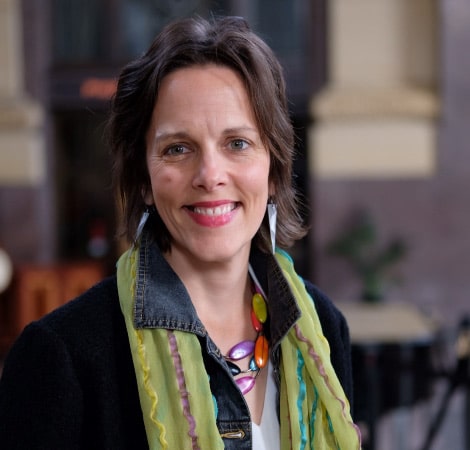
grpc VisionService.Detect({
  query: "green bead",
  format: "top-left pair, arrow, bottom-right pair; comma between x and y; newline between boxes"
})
252,293 -> 267,323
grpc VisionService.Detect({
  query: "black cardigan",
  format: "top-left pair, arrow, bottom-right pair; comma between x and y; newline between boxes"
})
0,276 -> 352,449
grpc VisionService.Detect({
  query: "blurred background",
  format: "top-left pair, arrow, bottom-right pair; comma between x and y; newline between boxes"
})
0,0 -> 469,449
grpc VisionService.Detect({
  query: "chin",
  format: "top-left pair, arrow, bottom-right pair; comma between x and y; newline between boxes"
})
190,241 -> 251,264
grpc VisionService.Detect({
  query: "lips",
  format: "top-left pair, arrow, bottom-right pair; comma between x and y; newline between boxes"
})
185,202 -> 238,227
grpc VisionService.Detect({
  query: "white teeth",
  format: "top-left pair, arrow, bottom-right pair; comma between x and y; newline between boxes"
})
193,204 -> 234,216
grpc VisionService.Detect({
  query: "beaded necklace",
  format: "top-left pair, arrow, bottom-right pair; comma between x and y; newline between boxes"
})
223,284 -> 269,395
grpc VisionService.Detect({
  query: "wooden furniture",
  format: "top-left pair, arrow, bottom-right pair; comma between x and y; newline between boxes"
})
0,262 -> 104,355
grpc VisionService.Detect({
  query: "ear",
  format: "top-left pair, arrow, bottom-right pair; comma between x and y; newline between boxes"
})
142,186 -> 154,206
268,181 -> 276,199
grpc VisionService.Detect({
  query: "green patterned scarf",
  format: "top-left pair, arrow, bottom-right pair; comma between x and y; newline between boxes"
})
117,245 -> 361,449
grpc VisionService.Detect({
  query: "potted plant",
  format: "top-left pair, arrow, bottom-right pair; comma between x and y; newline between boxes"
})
327,211 -> 407,302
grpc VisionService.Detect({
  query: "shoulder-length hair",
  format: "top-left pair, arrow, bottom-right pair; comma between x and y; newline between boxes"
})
107,15 -> 307,253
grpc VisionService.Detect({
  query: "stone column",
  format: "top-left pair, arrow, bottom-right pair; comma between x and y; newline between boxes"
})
310,0 -> 439,179
0,0 -> 44,185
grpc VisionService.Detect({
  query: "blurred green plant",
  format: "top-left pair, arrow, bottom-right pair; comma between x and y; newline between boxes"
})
327,211 -> 407,302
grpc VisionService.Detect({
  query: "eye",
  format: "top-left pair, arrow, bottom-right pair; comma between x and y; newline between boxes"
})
229,139 -> 249,151
164,144 -> 189,156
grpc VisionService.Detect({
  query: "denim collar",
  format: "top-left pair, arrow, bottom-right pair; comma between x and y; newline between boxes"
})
133,230 -> 301,350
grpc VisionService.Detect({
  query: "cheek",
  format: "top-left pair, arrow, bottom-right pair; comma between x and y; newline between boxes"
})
148,166 -> 185,202
148,161 -> 173,186
243,160 -> 270,195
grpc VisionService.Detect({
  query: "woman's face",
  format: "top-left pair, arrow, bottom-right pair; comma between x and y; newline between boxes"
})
145,64 -> 271,266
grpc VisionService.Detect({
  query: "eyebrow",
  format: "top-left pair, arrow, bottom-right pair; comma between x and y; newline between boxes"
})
153,127 -> 260,143
153,131 -> 190,142
223,126 -> 260,136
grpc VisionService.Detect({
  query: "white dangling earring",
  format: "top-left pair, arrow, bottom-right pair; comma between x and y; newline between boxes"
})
134,207 -> 150,244
267,198 -> 277,254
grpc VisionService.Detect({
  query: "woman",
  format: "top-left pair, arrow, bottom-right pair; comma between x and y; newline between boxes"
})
0,16 -> 361,449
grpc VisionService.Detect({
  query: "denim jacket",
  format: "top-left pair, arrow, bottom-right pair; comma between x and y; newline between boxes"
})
130,231 -> 352,449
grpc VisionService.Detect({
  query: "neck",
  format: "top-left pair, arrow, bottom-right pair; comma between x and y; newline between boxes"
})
164,249 -> 257,355
163,247 -> 252,313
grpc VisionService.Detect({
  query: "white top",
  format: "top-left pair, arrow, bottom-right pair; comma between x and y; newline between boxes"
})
252,362 -> 280,450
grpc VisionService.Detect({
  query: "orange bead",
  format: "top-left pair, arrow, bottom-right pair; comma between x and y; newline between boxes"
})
254,334 -> 269,368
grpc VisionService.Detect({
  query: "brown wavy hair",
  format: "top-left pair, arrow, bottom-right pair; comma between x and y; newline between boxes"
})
107,15 -> 307,253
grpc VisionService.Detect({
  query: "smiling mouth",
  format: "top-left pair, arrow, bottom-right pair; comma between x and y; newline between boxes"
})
187,203 -> 238,216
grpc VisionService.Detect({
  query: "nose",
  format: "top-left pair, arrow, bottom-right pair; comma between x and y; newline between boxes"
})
192,148 -> 227,191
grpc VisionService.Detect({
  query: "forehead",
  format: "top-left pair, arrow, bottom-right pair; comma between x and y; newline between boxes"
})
158,64 -> 247,102
151,64 -> 257,127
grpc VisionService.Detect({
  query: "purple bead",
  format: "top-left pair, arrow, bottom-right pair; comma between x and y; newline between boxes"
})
236,376 -> 256,395
227,340 -> 254,361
